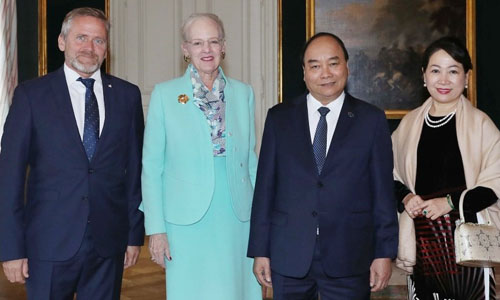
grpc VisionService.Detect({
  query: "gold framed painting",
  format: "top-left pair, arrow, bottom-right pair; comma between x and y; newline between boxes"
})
279,0 -> 476,119
38,0 -> 110,76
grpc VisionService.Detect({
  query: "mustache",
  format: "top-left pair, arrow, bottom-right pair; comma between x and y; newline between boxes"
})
76,51 -> 98,59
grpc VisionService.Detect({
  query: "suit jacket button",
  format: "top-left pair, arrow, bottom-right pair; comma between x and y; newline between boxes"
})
88,169 -> 94,174
82,196 -> 88,201
317,181 -> 323,187
312,211 -> 318,217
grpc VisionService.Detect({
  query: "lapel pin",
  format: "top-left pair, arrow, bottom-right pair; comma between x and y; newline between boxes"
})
178,94 -> 189,104
108,84 -> 112,88
348,112 -> 354,118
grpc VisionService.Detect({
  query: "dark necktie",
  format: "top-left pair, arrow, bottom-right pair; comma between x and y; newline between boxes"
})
78,77 -> 99,161
313,107 -> 330,174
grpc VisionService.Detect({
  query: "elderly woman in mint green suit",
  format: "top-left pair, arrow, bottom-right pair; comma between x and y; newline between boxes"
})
140,13 -> 261,300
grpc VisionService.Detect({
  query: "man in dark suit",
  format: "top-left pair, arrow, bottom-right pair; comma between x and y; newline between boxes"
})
0,7 -> 144,299
248,32 -> 398,299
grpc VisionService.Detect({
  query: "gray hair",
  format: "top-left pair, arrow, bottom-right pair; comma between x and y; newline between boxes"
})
181,13 -> 225,42
60,7 -> 110,39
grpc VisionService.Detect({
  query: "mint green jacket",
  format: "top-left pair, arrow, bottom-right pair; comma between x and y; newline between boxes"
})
140,68 -> 258,235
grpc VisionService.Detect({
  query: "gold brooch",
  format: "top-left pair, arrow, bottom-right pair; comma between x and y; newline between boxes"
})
178,94 -> 189,104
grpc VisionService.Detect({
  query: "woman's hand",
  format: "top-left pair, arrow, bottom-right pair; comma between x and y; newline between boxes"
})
415,197 -> 452,220
149,233 -> 172,268
403,193 -> 425,218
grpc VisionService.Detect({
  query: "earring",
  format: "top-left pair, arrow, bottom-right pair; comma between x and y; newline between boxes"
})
183,55 -> 190,63
465,84 -> 468,89
423,82 -> 427,87
221,52 -> 226,60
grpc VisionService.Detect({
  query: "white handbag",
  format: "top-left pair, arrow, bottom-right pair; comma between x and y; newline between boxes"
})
454,196 -> 500,267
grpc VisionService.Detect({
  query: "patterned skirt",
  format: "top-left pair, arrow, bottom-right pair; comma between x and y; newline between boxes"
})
408,212 -> 496,300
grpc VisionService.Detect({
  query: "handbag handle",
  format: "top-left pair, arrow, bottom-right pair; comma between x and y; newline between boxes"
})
459,195 -> 492,225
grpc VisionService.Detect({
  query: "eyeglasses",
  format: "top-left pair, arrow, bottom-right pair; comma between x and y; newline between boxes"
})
186,38 -> 224,49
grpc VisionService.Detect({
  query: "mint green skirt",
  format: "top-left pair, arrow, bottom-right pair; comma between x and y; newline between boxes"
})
164,157 -> 261,300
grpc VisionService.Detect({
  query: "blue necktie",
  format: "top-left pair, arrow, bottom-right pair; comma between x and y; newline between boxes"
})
313,107 -> 330,174
78,77 -> 99,161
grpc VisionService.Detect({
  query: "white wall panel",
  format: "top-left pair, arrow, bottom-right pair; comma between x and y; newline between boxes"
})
142,0 -> 176,92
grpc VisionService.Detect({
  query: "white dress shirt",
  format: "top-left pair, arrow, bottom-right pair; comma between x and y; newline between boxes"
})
63,64 -> 105,140
307,92 -> 345,154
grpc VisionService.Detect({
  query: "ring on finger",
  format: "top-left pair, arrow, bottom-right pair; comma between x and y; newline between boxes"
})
423,209 -> 428,215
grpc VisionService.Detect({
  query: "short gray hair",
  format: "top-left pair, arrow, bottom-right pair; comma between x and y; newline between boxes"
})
181,13 -> 225,42
60,7 -> 110,39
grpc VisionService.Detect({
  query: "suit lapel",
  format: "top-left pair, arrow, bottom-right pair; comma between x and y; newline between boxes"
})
224,78 -> 234,140
321,94 -> 356,175
92,74 -> 114,161
50,67 -> 88,157
294,95 -> 318,176
99,75 -> 113,142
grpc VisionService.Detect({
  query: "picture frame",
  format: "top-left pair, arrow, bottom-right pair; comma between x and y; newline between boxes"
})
38,0 -> 110,76
279,0 -> 476,119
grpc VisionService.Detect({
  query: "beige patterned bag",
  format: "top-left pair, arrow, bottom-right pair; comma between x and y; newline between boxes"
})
454,197 -> 500,267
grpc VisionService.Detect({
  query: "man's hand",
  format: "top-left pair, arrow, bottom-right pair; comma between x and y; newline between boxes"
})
2,258 -> 29,283
124,246 -> 141,269
253,257 -> 272,288
149,233 -> 171,269
369,258 -> 391,292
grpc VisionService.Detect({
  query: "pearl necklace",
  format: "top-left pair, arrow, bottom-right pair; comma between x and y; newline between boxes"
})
424,107 -> 456,128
